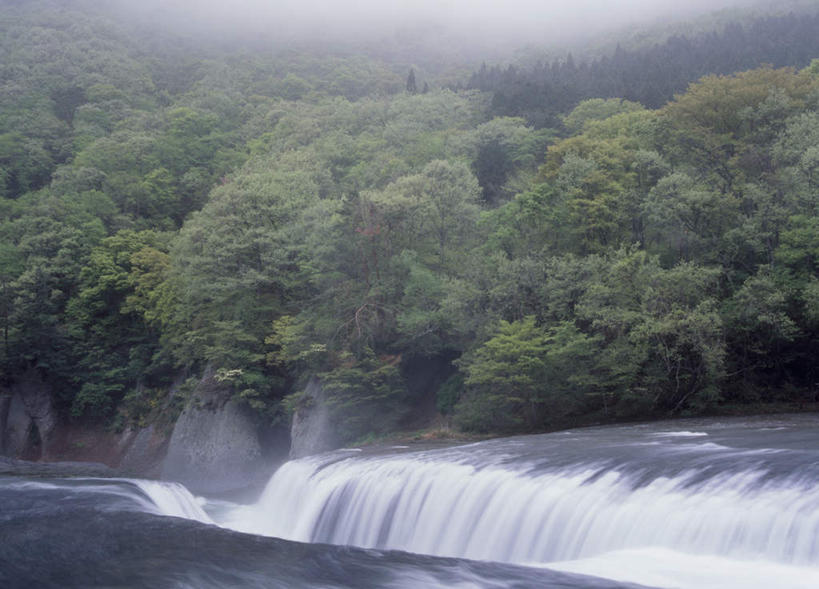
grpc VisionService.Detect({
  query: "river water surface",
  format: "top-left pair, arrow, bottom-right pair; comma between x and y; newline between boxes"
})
3,415 -> 819,587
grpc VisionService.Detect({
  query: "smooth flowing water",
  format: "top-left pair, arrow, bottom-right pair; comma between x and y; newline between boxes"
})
0,474 -> 638,588
216,415 -> 819,588
3,415 -> 819,588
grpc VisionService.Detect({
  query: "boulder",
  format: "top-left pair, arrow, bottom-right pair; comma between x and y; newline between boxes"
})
161,371 -> 274,494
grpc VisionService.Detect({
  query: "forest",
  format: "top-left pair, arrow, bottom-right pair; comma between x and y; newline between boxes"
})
470,11 -> 819,126
2,0 -> 819,443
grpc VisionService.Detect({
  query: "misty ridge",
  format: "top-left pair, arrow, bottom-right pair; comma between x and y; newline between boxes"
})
110,0 -> 766,53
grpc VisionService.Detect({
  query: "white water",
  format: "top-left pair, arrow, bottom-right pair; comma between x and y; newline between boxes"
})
223,455 -> 819,565
215,418 -> 819,589
129,479 -> 213,523
547,548 -> 819,589
8,478 -> 213,524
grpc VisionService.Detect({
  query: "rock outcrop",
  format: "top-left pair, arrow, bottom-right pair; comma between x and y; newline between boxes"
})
289,378 -> 341,459
0,368 -> 58,460
116,425 -> 168,477
161,370 -> 286,494
0,368 -> 289,489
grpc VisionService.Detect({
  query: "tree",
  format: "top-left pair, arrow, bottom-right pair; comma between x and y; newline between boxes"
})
456,316 -> 550,432
456,316 -> 601,432
312,349 -> 409,443
65,230 -> 173,417
722,268 -> 799,398
563,98 -> 644,134
406,68 -> 417,94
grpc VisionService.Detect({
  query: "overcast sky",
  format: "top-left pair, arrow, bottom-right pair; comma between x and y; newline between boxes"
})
122,0 -> 763,48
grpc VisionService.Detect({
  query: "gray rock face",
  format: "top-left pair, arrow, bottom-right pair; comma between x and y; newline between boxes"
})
16,368 -> 58,441
1,368 -> 290,484
0,369 -> 57,459
3,393 -> 31,457
118,425 -> 166,477
161,373 -> 268,494
289,378 -> 341,459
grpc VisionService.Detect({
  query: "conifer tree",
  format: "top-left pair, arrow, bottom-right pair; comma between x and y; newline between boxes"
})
406,68 -> 417,94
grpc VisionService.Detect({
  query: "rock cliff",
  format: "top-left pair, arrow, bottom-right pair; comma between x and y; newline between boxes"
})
161,370 -> 288,494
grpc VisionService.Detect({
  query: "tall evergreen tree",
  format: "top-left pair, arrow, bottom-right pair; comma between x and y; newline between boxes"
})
406,68 -> 417,94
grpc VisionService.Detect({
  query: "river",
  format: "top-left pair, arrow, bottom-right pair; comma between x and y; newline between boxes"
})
3,415 -> 819,588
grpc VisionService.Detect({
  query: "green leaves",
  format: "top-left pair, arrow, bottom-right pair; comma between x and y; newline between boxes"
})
314,350 -> 409,443
3,4 -> 819,436
60,230 -> 174,417
454,248 -> 728,431
456,317 -> 601,432
563,99 -> 645,135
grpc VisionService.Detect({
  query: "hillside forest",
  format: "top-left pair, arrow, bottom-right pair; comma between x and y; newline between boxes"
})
3,0 -> 819,442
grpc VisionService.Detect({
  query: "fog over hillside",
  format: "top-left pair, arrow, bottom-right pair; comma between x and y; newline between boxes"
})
115,0 -> 764,48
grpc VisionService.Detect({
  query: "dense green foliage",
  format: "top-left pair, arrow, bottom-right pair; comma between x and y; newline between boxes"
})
470,11 -> 819,127
3,0 -> 819,440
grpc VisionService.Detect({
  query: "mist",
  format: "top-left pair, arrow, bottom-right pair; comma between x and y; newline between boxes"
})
119,0 -> 766,52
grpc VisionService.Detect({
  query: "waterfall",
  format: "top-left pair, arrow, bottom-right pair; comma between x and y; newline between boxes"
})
7,417 -> 819,589
226,452 -> 819,565
220,418 -> 819,583
4,478 -> 213,524
129,479 -> 213,523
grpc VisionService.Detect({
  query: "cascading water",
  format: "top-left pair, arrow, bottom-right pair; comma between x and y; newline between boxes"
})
226,455 -> 819,564
0,472 -> 630,588
218,416 -> 819,588
128,478 -> 214,522
5,416 -> 819,588
1,477 -> 213,522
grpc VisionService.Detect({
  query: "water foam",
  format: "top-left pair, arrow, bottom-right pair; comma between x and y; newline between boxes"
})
130,479 -> 213,523
222,455 -> 819,568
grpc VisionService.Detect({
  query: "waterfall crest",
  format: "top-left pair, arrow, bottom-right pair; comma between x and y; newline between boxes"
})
222,418 -> 819,572
129,479 -> 213,523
